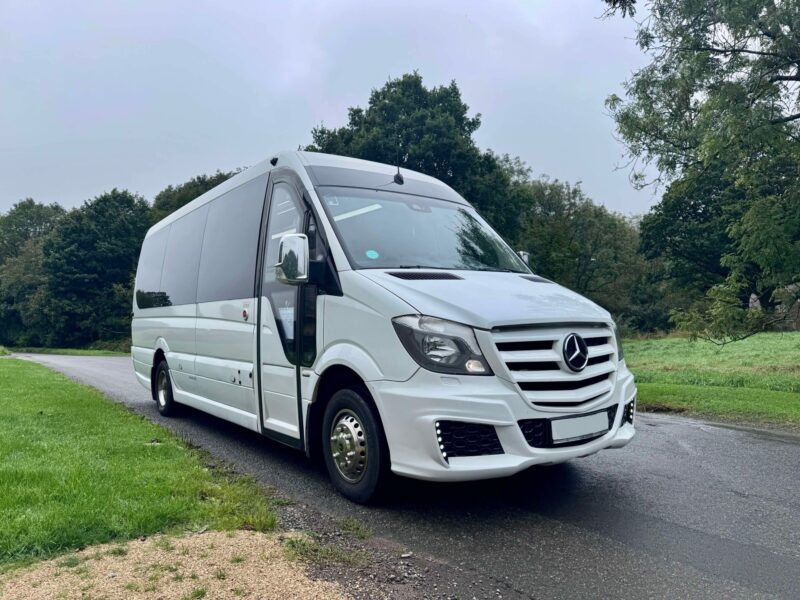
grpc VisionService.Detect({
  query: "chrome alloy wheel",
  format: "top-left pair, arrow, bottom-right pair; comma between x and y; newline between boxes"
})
329,409 -> 368,483
157,369 -> 168,407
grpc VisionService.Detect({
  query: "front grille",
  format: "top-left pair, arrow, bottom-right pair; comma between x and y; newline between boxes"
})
519,372 -> 611,392
491,324 -> 618,408
436,420 -> 504,461
519,405 -> 618,448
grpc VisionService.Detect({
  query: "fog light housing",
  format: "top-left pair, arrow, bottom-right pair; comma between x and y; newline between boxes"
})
623,397 -> 636,425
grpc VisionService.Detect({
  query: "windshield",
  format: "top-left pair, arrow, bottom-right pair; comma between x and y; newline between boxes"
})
317,187 -> 529,273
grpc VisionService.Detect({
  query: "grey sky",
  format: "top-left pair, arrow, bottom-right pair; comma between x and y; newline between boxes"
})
0,0 -> 655,215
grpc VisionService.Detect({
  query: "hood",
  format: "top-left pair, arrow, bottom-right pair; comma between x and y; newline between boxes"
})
357,270 -> 611,330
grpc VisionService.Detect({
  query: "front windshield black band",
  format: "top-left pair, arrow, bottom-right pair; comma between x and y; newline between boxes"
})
305,164 -> 467,205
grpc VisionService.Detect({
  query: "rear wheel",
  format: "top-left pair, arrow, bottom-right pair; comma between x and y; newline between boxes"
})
154,360 -> 178,417
322,387 -> 389,504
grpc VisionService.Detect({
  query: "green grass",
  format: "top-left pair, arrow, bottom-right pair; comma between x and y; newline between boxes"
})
282,535 -> 365,565
625,332 -> 800,426
8,347 -> 127,356
0,359 -> 276,568
337,517 -> 372,539
0,346 -> 9,356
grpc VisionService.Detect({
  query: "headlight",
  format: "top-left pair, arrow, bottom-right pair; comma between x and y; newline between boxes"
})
392,315 -> 492,375
612,323 -> 624,361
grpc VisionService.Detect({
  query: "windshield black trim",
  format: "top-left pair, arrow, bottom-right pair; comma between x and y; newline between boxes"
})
305,165 -> 468,205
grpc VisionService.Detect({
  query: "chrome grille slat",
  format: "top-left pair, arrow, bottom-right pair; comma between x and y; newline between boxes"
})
499,350 -> 560,363
490,323 -> 618,409
511,361 -> 615,384
523,380 -> 614,404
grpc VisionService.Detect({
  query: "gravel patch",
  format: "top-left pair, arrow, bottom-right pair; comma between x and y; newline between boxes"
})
0,531 -> 348,600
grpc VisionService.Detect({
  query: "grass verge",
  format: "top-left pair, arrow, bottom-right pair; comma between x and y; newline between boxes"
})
625,332 -> 800,426
8,347 -> 127,356
0,359 -> 276,569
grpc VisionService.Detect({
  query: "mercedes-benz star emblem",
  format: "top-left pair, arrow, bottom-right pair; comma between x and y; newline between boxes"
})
563,333 -> 589,372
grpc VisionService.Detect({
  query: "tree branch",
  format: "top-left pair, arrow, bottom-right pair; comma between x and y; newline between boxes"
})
769,74 -> 800,83
676,45 -> 789,60
770,112 -> 800,124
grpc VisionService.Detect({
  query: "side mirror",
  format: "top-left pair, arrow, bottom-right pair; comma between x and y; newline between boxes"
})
275,233 -> 309,285
517,250 -> 530,265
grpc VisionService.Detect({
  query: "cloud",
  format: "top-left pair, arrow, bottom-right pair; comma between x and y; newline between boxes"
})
0,0 -> 657,214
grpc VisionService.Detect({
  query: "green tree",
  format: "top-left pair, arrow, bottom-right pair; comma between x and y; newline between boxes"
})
0,199 -> 65,265
639,164 -> 745,294
603,0 -> 637,15
513,178 -> 655,323
151,170 -> 239,222
39,189 -> 151,346
606,0 -> 800,341
0,238 -> 49,345
306,72 -> 525,240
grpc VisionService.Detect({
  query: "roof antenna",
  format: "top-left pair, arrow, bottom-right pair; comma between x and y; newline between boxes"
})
393,138 -> 404,185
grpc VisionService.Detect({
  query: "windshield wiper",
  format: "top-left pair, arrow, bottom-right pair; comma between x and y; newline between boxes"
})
470,266 -> 522,273
395,265 -> 452,270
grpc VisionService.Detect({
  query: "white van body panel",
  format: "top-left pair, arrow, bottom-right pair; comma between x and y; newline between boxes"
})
357,270 -> 610,329
373,366 -> 636,481
132,150 -> 636,485
195,298 -> 257,415
319,271 -> 419,382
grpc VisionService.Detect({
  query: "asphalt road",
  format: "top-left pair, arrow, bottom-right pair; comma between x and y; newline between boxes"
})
19,354 -> 800,599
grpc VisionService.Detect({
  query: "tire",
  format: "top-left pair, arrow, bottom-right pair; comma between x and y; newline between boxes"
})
322,386 -> 389,504
154,360 -> 178,417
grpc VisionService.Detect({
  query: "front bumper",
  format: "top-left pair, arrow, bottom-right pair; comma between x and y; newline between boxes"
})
369,365 -> 636,481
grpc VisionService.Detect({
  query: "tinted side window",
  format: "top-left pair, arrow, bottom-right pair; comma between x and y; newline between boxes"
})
135,226 -> 170,309
197,176 -> 267,303
160,205 -> 208,306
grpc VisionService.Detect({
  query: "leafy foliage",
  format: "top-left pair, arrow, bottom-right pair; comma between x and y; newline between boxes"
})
603,0 -> 637,16
0,170 -> 245,347
306,72 -> 525,240
151,170 -> 239,222
38,190 -> 151,346
607,0 -> 800,341
0,199 -> 64,265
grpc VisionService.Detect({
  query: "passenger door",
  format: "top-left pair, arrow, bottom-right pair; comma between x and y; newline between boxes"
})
258,178 -> 315,443
192,175 -> 268,431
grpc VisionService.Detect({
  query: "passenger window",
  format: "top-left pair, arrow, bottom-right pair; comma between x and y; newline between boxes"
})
196,176 -> 268,303
160,205 -> 208,305
263,182 -> 304,362
135,226 -> 170,309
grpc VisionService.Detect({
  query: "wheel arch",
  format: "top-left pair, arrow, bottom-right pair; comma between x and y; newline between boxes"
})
149,338 -> 170,401
306,363 -> 384,462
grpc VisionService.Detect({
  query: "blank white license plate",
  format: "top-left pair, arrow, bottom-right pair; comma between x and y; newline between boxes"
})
551,411 -> 609,443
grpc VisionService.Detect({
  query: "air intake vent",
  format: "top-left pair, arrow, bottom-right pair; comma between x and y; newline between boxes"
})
387,272 -> 463,280
520,275 -> 553,283
436,420 -> 504,460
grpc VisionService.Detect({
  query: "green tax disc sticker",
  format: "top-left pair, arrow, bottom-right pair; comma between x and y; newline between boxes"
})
365,250 -> 379,260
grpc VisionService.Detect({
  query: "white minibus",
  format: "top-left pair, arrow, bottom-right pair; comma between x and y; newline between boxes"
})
132,151 -> 636,503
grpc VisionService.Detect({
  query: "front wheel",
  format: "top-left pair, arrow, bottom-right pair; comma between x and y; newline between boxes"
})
322,387 -> 389,504
154,360 -> 178,417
